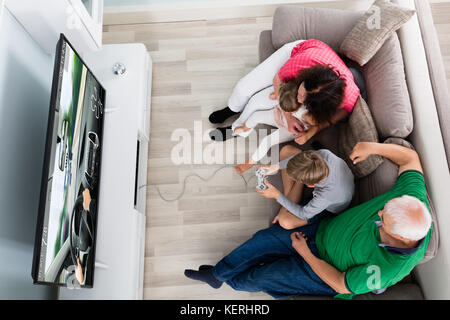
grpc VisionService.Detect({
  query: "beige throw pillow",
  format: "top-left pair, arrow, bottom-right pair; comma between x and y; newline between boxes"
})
339,95 -> 383,177
340,0 -> 415,66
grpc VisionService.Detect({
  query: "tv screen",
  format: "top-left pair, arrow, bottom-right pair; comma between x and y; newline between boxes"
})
32,34 -> 105,288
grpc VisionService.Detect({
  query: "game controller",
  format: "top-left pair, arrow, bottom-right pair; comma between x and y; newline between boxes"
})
256,168 -> 268,190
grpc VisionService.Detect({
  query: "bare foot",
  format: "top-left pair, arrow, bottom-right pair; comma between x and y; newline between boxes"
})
232,124 -> 251,136
234,162 -> 254,174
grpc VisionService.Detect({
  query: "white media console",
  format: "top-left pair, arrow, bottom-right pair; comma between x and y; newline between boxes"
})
59,43 -> 152,299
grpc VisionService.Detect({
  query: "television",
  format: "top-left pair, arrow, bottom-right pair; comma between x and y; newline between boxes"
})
32,34 -> 105,288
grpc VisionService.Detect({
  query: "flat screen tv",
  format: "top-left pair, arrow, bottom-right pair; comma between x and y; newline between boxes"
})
32,34 -> 105,288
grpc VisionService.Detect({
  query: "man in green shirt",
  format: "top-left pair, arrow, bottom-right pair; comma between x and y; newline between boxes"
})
184,142 -> 433,299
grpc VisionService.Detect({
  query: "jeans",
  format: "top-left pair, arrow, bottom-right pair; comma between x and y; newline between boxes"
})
307,209 -> 332,225
212,221 -> 337,298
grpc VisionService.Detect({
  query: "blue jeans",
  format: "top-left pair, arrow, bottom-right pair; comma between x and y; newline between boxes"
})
212,221 -> 337,298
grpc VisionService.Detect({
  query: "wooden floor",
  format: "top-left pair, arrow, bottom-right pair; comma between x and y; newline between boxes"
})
102,1 -> 450,300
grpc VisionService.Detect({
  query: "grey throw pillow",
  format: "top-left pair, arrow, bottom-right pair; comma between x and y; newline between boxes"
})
340,0 -> 415,66
363,33 -> 413,140
339,95 -> 383,177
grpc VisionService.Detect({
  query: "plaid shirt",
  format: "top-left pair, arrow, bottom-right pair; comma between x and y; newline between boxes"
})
278,39 -> 360,113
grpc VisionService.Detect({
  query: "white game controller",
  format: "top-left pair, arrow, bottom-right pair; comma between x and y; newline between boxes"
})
256,168 -> 268,190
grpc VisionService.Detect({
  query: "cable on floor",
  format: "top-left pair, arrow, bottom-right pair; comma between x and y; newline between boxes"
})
139,165 -> 257,202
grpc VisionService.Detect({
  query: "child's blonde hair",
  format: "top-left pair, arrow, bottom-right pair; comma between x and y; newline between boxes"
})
286,151 -> 328,185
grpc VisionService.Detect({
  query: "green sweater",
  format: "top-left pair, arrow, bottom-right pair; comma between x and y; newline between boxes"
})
315,171 -> 432,299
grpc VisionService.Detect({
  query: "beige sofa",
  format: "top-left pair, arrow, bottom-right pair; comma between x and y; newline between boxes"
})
260,0 -> 450,300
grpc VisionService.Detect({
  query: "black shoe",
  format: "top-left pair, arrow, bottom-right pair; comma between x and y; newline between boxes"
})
209,126 -> 234,141
199,265 -> 214,271
208,106 -> 239,124
184,268 -> 223,289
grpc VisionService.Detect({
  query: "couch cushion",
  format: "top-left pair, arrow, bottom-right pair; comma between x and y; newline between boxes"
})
363,33 -> 413,139
340,0 -> 415,66
352,156 -> 398,206
338,96 -> 384,178
354,137 -> 415,206
282,283 -> 423,300
271,6 -> 362,51
348,66 -> 367,101
353,283 -> 424,300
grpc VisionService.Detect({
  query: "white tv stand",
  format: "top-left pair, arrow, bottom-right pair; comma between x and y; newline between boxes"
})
59,43 -> 152,299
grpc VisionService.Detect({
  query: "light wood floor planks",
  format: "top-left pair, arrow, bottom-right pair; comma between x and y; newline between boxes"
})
102,1 -> 450,300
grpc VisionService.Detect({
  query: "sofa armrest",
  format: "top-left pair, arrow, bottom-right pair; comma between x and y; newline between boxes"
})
259,30 -> 276,63
413,0 -> 450,170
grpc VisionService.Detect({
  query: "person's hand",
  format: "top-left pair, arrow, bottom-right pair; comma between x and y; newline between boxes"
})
287,117 -> 305,135
272,213 -> 280,225
234,162 -> 254,174
257,164 -> 280,176
255,181 -> 281,199
269,92 -> 278,100
349,142 -> 376,164
82,189 -> 91,211
294,128 -> 315,145
290,232 -> 310,256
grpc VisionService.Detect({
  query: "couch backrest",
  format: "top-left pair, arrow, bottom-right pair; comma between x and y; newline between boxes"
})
272,6 -> 362,51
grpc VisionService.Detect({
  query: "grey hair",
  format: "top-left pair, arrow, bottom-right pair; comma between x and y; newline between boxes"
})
383,195 -> 431,241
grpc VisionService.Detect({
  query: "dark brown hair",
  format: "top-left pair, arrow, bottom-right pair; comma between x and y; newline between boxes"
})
279,64 -> 347,125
